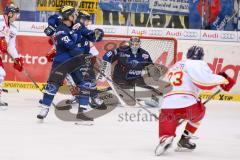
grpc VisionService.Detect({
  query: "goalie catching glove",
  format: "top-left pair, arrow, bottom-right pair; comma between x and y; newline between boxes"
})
143,63 -> 168,81
218,72 -> 235,91
94,28 -> 104,42
14,57 -> 24,72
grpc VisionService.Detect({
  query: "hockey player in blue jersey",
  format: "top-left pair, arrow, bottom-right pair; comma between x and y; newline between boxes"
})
102,36 -> 153,85
37,6 -> 104,120
100,36 -> 170,106
43,10 -> 105,114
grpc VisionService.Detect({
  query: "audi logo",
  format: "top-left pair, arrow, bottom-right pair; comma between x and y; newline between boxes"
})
183,31 -> 199,38
220,33 -> 236,40
103,27 -> 117,34
148,30 -> 163,36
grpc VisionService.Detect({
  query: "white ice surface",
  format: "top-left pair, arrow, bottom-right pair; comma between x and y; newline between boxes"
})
0,89 -> 240,160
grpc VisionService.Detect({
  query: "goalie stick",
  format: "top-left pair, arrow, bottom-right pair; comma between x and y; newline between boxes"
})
93,65 -> 159,120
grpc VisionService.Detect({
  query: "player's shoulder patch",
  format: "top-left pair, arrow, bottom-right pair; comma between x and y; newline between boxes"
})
142,53 -> 149,59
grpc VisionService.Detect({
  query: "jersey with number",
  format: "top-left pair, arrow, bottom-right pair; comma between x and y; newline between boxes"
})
103,46 -> 153,81
0,15 -> 19,59
161,60 -> 228,109
54,23 -> 84,63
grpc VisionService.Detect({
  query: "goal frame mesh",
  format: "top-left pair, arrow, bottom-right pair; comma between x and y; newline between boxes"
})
104,34 -> 178,65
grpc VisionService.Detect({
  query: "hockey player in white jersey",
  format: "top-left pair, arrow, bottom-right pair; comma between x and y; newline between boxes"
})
155,46 -> 235,156
0,4 -> 24,110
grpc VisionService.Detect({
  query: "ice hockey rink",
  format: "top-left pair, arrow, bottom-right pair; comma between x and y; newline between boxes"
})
0,89 -> 239,160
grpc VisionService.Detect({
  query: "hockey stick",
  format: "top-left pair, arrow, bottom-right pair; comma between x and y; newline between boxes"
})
6,53 -> 44,92
93,66 -> 159,120
5,52 -> 59,108
0,30 -> 44,92
203,89 -> 221,105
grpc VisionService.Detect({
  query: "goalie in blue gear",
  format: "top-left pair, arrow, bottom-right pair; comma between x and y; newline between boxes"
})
37,6 -> 105,120
100,36 -> 170,107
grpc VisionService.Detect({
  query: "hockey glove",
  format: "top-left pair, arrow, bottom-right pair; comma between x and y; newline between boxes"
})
44,25 -> 56,37
14,57 -> 24,72
46,49 -> 56,62
218,72 -> 235,91
94,28 -> 104,42
0,37 -> 8,54
144,64 -> 168,81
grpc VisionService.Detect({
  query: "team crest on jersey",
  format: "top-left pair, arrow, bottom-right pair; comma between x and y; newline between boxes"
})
129,60 -> 139,68
142,54 -> 149,59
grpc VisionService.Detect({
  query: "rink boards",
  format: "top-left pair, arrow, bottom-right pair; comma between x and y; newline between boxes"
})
1,24 -> 240,102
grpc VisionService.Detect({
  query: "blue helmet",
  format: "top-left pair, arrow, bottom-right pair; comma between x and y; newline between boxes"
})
4,4 -> 20,15
186,46 -> 204,60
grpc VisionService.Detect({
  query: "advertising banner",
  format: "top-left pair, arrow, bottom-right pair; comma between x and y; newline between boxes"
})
99,0 -> 150,13
189,0 -> 235,30
2,26 -> 240,101
36,0 -> 98,13
3,35 -> 52,85
149,0 -> 189,15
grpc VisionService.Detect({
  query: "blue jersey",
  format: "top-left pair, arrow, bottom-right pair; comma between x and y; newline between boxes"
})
54,23 -> 84,64
103,46 -> 153,80
74,25 -> 99,54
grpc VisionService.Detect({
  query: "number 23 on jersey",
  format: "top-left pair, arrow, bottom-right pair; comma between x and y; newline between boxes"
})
168,71 -> 183,86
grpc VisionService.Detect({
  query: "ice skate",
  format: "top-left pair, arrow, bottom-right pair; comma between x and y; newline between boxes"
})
144,94 -> 159,108
37,105 -> 50,120
155,136 -> 174,156
89,97 -> 107,110
75,105 -> 94,126
175,131 -> 197,152
0,100 -> 8,111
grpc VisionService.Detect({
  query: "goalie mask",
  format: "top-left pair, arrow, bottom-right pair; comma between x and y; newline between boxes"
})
129,36 -> 141,55
186,46 -> 205,60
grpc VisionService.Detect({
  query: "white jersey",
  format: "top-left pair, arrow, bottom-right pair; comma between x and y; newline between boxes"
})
161,60 -> 228,109
0,15 -> 19,59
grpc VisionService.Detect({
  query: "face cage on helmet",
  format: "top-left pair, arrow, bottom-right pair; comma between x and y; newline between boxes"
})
130,42 -> 140,54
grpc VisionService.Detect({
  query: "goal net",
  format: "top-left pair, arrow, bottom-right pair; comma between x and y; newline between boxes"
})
96,35 -> 177,67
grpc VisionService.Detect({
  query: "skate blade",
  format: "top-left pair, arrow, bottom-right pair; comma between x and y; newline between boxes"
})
37,119 -> 45,123
155,143 -> 172,156
175,146 -> 194,152
0,107 -> 8,111
155,137 -> 173,156
74,121 -> 94,126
